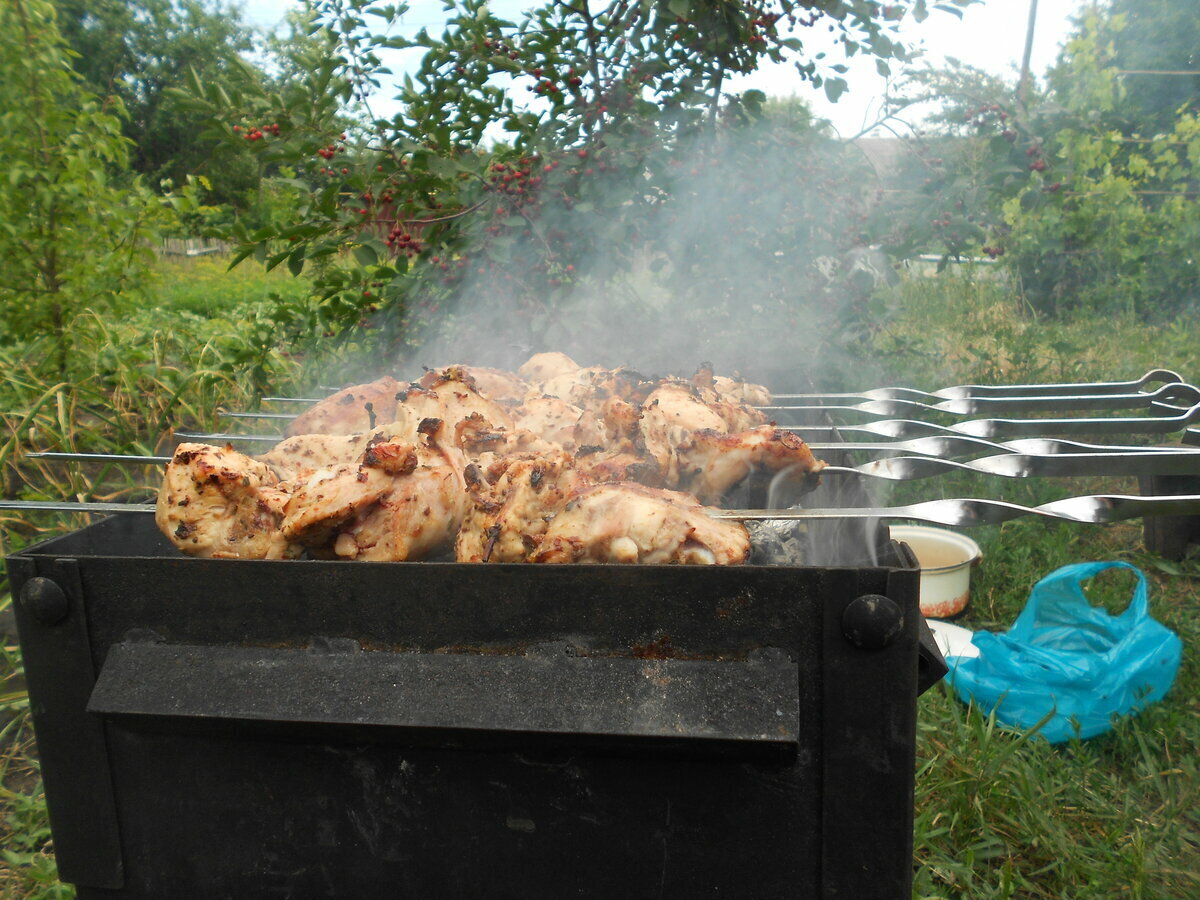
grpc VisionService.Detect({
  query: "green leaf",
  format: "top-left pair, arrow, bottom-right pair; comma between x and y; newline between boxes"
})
287,249 -> 306,276
823,78 -> 848,103
353,243 -> 379,266
223,240 -> 253,268
668,0 -> 690,19
1148,557 -> 1183,576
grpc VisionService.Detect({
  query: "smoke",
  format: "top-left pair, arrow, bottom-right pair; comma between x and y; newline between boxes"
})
380,104 -> 897,392
315,105 -> 912,566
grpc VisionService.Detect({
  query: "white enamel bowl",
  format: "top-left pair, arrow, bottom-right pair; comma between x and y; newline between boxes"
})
890,524 -> 982,619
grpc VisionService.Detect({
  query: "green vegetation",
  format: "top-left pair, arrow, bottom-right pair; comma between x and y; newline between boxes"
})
3,263 -> 1200,898
882,276 -> 1200,899
0,0 -> 165,374
1,256 -> 314,897
884,3 -> 1200,320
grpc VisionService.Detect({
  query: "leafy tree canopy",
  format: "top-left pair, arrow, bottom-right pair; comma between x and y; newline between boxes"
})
0,0 -> 166,372
178,0 -> 973,378
54,0 -> 265,202
1101,0 -> 1200,136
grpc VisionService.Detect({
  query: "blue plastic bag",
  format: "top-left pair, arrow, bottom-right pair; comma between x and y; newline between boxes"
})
950,561 -> 1182,743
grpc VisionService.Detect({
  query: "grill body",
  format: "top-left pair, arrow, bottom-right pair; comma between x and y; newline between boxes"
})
9,514 -> 937,899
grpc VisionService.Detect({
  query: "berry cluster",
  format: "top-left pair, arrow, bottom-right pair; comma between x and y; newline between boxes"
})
233,123 -> 279,141
481,157 -> 546,209
385,226 -> 420,256
315,134 -> 349,160
967,103 -> 1009,129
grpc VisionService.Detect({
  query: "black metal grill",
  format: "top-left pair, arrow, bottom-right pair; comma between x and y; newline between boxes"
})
8,513 -> 943,899
26,369 -> 1200,896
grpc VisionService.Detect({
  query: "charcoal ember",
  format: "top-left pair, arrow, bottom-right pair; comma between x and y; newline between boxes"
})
747,517 -> 809,566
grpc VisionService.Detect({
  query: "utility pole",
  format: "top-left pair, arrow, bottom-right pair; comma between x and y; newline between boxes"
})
1018,0 -> 1040,105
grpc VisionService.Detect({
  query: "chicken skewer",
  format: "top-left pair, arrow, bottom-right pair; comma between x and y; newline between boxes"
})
138,354 -> 1200,565
14,492 -> 1200,530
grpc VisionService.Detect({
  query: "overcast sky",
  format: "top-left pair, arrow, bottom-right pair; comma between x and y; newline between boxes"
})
242,0 -> 1084,135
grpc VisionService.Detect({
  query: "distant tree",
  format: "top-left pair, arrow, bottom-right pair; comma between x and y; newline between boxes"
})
0,0 -> 165,374
880,8 -> 1200,319
1102,0 -> 1200,136
54,0 -> 264,203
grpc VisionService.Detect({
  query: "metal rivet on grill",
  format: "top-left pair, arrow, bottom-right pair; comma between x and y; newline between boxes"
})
842,594 -> 904,650
19,577 -> 69,626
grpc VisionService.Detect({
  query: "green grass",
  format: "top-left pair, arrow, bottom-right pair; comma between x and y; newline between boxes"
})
0,254 -> 320,898
2,264 -> 1199,897
879,274 -> 1200,899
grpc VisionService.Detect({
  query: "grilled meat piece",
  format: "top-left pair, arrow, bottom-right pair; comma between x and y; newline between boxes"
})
453,413 -> 561,466
676,425 -> 826,504
512,395 -> 608,450
693,362 -> 772,407
573,447 -> 663,487
399,366 -> 516,435
590,366 -> 659,405
713,375 -> 771,407
639,382 -> 730,480
456,449 -> 586,562
284,376 -> 401,437
518,351 -> 582,385
531,483 -> 750,565
282,419 -> 469,561
156,443 -> 301,559
258,432 -> 375,481
418,365 -> 529,403
537,366 -> 607,406
279,461 -> 396,549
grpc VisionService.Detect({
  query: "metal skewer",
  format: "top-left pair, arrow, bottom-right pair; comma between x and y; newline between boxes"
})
770,369 -> 1183,401
26,452 -> 171,465
759,383 -> 1200,417
824,450 -> 1200,482
27,439 -> 1200,470
172,431 -> 284,445
778,402 -> 1200,440
218,411 -> 296,421
0,500 -> 156,514
810,436 -> 1196,457
180,403 -> 1200,449
11,494 -> 1200,529
951,402 -> 1200,438
716,494 -> 1200,527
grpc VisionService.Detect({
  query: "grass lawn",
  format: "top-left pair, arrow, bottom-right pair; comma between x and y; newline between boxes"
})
2,262 -> 1198,897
